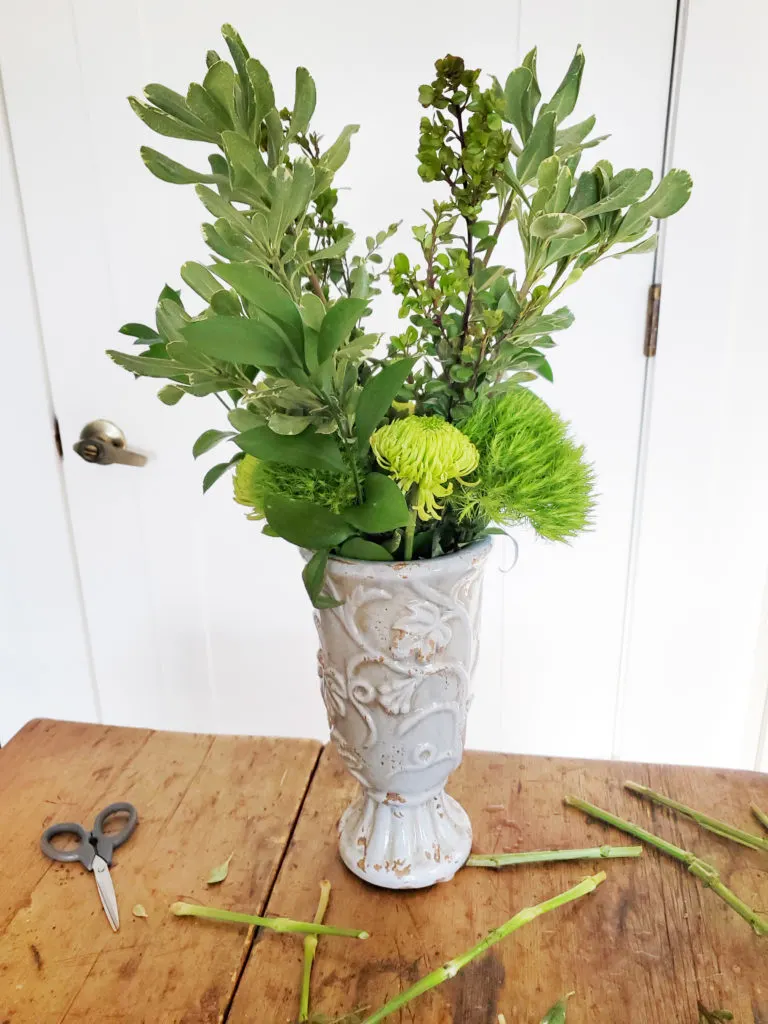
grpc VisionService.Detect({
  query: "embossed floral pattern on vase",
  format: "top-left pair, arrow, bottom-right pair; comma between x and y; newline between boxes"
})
307,537 -> 492,889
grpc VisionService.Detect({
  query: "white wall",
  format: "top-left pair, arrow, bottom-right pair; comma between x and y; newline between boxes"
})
2,0 -> 766,771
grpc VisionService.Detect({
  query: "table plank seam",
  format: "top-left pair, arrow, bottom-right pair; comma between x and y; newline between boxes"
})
220,743 -> 325,1022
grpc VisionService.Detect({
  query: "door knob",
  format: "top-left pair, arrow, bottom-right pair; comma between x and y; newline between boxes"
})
73,420 -> 147,467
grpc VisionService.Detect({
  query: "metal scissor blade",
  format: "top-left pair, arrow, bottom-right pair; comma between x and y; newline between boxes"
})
92,855 -> 120,931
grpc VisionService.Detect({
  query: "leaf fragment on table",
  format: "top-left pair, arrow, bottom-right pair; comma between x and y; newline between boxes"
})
206,852 -> 234,884
540,994 -> 573,1023
698,1002 -> 734,1023
132,904 -> 148,918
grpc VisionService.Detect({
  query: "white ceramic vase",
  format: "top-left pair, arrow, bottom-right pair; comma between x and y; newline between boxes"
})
310,536 -> 492,889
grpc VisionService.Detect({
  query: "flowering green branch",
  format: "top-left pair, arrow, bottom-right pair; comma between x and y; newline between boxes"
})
564,796 -> 768,936
625,780 -> 768,854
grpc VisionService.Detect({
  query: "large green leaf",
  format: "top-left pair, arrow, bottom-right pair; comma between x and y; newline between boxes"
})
107,350 -> 189,378
181,315 -> 290,369
285,158 -> 315,224
246,58 -> 275,123
221,24 -> 252,108
119,322 -> 159,341
302,229 -> 355,265
317,298 -> 368,364
203,60 -> 236,121
338,537 -> 393,561
576,168 -> 653,217
530,212 -> 586,240
180,262 -> 224,301
615,169 -> 692,242
195,185 -> 256,240
567,171 -> 599,214
228,408 -> 264,431
140,147 -> 218,186
235,425 -> 345,472
516,111 -> 556,184
320,124 -> 359,174
502,67 -> 533,136
521,48 -> 542,134
143,84 -> 206,128
209,263 -> 304,355
555,115 -> 596,150
301,548 -> 342,608
192,428 -> 235,458
541,45 -> 584,123
342,473 -> 409,533
128,97 -> 215,142
186,82 -> 232,131
610,234 -> 658,258
221,131 -> 269,191
202,461 -> 232,493
514,307 -> 575,336
355,357 -> 416,450
264,494 -> 354,549
641,168 -> 693,218
290,66 -> 316,137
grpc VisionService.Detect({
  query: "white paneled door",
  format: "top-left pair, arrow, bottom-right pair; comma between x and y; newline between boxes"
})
1,1 -> 680,752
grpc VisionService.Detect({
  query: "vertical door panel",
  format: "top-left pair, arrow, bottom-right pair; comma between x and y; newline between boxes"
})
618,0 -> 768,769
496,1 -> 677,758
0,73 -> 95,740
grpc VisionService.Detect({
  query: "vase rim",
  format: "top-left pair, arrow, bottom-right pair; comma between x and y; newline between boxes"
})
301,534 -> 493,574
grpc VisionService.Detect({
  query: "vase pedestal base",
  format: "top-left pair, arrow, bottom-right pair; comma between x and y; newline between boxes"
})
338,787 -> 472,889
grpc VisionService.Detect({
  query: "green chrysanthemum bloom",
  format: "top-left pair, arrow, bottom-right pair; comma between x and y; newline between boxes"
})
370,415 -> 479,520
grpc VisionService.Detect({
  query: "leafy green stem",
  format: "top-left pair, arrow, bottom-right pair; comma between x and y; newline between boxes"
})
467,845 -> 642,868
359,873 -> 606,1024
403,490 -> 419,561
625,780 -> 768,854
564,796 -> 768,936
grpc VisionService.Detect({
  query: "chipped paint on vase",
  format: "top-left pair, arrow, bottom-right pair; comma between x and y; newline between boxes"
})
309,537 -> 492,889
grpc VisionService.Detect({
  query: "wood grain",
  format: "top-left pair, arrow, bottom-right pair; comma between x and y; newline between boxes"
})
0,719 -> 321,1023
229,748 -> 768,1024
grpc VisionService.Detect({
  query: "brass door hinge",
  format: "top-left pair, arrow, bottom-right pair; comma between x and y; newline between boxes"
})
644,283 -> 661,358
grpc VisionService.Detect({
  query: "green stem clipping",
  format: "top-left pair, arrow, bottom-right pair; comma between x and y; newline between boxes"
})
169,901 -> 368,939
359,873 -> 606,1024
298,879 -> 332,1022
466,845 -> 642,868
564,796 -> 768,937
625,780 -> 768,854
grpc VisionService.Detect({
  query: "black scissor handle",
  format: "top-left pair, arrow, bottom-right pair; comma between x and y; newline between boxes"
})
40,822 -> 95,869
92,802 -> 138,864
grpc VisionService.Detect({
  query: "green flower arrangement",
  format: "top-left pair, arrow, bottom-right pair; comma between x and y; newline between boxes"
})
108,25 -> 691,605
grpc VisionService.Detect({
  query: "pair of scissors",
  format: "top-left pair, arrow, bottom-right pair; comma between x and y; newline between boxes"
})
40,802 -> 139,931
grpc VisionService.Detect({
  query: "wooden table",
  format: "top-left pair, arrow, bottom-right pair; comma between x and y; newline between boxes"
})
0,720 -> 765,1023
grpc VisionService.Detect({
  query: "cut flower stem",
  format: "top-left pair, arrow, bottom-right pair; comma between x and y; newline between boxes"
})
625,780 -> 768,854
358,872 -> 606,1024
751,803 -> 768,833
565,795 -> 768,936
298,879 -> 332,1022
169,901 -> 368,939
467,845 -> 642,868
